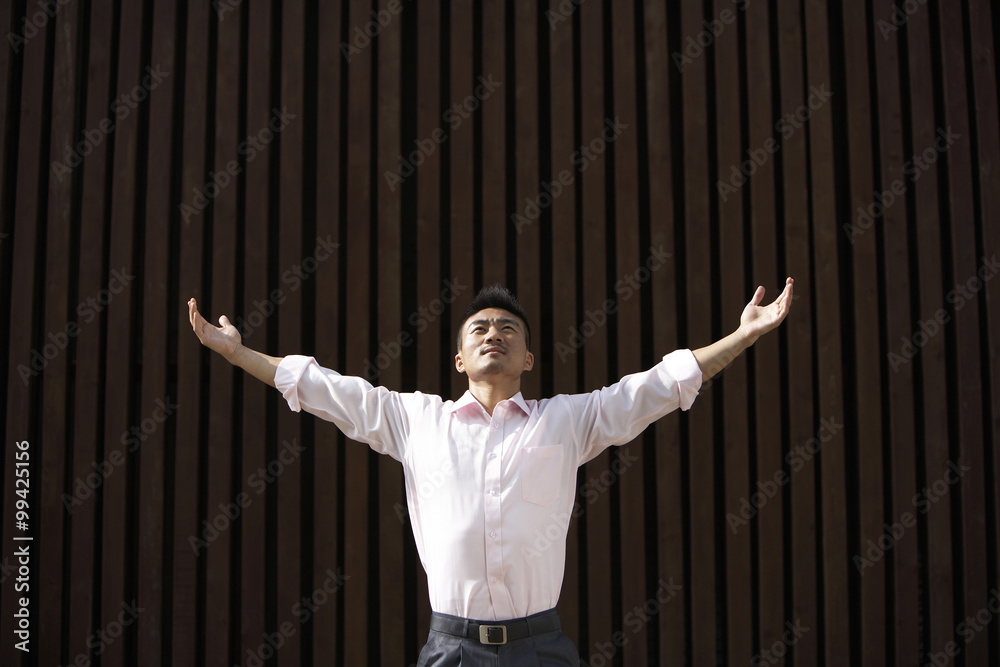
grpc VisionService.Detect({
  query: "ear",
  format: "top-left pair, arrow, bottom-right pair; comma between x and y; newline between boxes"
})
523,351 -> 534,372
455,351 -> 466,374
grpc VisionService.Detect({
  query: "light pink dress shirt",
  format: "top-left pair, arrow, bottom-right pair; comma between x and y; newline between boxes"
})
275,349 -> 702,621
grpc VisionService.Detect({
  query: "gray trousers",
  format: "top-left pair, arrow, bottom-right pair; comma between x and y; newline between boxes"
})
416,611 -> 580,666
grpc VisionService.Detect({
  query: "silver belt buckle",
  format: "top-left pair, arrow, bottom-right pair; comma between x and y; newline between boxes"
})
479,624 -> 507,645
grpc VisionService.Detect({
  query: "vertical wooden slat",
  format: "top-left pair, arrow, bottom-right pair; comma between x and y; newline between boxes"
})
578,0 -> 611,661
480,0 -> 506,286
609,2 -> 647,663
937,6 -> 989,666
747,1 -> 791,664
414,0 -> 442,651
448,0 -> 476,402
966,2 -> 1000,660
173,2 -> 211,663
776,2 -> 819,665
204,2 -> 240,664
0,6 -> 46,665
839,2 -> 887,664
276,0 -> 305,664
871,0 -> 920,661
905,4 -> 955,656
514,0 -> 541,402
343,0 -> 373,662
37,2 -> 79,665
241,0 -> 274,660
804,0 -> 851,662
137,0 -> 178,664
101,2 -> 147,664
376,0 -> 405,663
643,1 -> 687,662
65,0 -> 115,659
679,0 -> 717,662
547,0 -> 581,647
712,0 -> 754,663
313,0 -> 343,660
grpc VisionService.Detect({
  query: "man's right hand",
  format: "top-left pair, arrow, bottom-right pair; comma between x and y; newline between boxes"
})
188,297 -> 242,362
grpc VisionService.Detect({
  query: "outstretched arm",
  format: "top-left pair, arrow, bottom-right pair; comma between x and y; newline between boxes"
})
188,297 -> 283,387
691,277 -> 794,384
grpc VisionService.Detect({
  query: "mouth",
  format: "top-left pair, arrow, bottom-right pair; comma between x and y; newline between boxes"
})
482,346 -> 505,355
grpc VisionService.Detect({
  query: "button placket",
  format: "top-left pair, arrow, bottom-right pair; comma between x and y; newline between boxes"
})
482,409 -> 512,617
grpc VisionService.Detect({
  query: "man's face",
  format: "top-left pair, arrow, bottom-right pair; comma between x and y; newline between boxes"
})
455,308 -> 533,381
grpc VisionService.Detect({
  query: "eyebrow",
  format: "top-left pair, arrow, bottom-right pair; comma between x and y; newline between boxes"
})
468,318 -> 521,331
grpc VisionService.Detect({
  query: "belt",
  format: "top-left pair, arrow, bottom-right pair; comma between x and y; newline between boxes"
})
429,608 -> 562,646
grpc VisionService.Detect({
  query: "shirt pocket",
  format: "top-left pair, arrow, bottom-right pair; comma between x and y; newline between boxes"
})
520,445 -> 566,506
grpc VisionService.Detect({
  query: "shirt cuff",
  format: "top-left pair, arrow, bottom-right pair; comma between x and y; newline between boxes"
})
659,349 -> 703,411
274,355 -> 318,412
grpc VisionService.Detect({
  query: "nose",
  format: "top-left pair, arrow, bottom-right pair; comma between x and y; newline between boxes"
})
485,326 -> 504,343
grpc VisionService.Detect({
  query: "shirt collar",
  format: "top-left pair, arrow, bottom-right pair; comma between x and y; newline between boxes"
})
447,390 -> 531,416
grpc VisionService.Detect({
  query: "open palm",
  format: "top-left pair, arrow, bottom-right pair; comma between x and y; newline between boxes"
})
739,277 -> 794,344
188,297 -> 242,361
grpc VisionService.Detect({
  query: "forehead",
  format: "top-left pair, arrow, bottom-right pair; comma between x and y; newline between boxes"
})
464,308 -> 524,332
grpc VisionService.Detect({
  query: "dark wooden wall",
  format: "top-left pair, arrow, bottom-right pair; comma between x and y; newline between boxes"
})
1,0 -> 998,665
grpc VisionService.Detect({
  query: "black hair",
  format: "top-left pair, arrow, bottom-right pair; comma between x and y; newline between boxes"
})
456,284 -> 531,351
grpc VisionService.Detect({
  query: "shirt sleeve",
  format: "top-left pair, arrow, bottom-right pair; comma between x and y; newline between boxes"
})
571,349 -> 703,465
274,355 -> 411,461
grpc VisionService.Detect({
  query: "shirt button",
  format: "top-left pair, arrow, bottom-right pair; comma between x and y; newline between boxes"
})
489,452 -> 497,459
490,531 -> 497,539
493,423 -> 499,430
491,488 -> 499,496
491,577 -> 498,584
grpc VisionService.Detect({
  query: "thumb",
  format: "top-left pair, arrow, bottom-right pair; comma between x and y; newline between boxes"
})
749,286 -> 765,307
219,315 -> 231,328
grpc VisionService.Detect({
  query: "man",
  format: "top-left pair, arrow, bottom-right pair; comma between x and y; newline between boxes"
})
188,277 -> 794,665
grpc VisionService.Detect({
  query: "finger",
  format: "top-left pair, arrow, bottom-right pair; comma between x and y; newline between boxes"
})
219,315 -> 231,328
750,285 -> 765,307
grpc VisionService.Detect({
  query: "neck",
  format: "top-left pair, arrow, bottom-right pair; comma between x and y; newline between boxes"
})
467,378 -> 521,416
